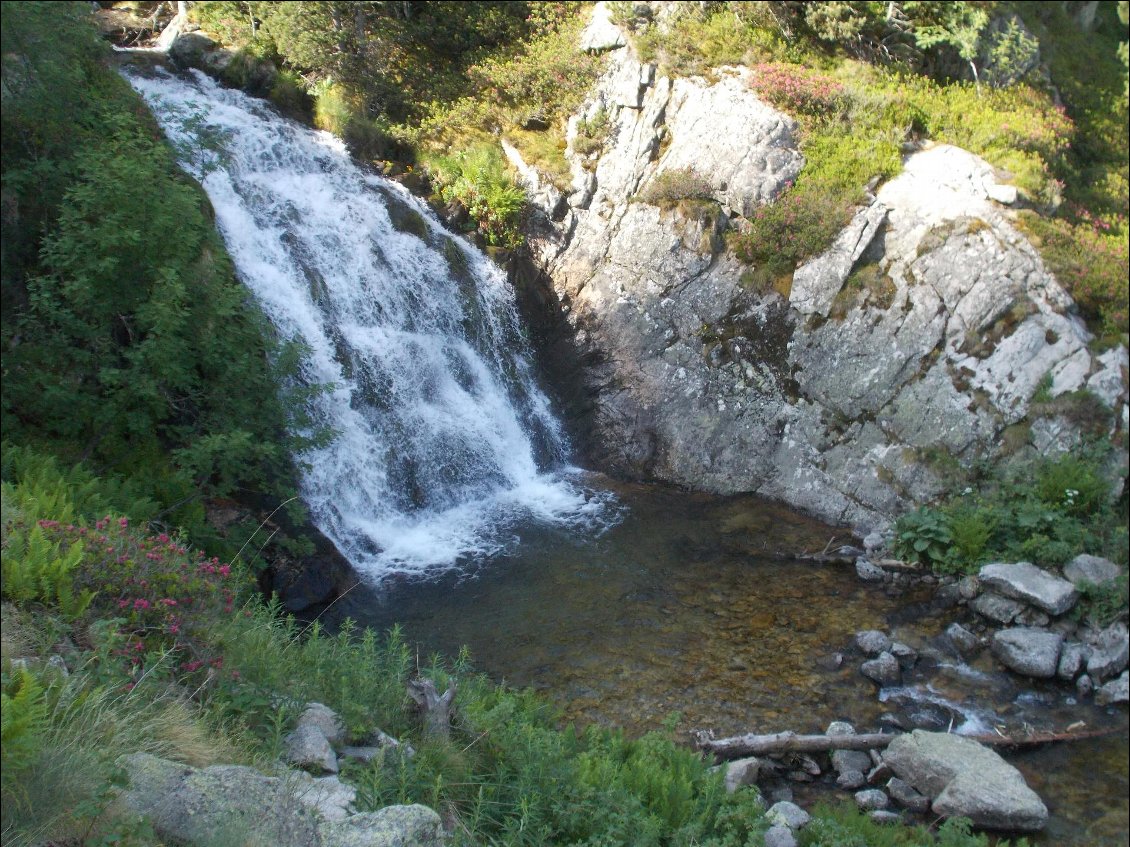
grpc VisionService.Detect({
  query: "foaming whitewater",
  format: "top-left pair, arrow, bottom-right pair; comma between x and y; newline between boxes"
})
127,67 -> 613,578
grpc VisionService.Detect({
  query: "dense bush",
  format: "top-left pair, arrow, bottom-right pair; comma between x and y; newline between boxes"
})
1,3 -> 317,545
636,167 -> 715,206
425,144 -> 528,247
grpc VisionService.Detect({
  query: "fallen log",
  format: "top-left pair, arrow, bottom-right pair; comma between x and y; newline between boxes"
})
694,725 -> 1123,760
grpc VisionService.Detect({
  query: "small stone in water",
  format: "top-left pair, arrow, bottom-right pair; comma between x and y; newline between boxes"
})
855,630 -> 892,656
861,652 -> 901,686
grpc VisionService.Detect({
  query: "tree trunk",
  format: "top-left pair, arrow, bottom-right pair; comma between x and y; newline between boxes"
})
407,677 -> 457,741
694,725 -> 1123,760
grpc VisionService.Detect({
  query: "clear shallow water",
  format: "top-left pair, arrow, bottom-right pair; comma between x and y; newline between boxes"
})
346,479 -> 1128,846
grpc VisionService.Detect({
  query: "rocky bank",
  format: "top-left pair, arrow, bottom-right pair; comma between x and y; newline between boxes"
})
519,3 -> 1128,533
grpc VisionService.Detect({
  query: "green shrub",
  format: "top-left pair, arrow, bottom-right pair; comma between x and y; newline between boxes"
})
573,107 -> 612,160
425,144 -> 527,247
636,167 -> 715,206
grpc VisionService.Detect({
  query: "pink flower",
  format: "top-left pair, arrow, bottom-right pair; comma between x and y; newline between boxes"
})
119,517 -> 129,528
133,598 -> 151,610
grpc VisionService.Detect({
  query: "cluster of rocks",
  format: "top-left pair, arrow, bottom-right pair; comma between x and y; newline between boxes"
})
283,701 -> 415,775
119,752 -> 443,847
719,724 -> 1049,835
854,629 -> 919,688
932,558 -> 1129,706
117,702 -> 437,847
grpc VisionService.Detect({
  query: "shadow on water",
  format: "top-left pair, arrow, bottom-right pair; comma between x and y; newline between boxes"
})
334,478 -> 1128,847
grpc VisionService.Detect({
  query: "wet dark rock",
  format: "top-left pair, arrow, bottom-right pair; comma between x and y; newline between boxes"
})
991,627 -> 1064,679
1063,554 -> 1122,587
945,622 -> 981,656
971,591 -> 1025,624
957,576 -> 981,602
890,642 -> 918,670
888,776 -> 931,812
868,762 -> 894,784
1076,674 -> 1095,699
881,692 -> 963,732
855,788 -> 890,811
836,769 -> 867,789
934,583 -> 962,609
815,652 -> 845,671
855,630 -> 893,656
979,562 -> 1078,616
861,652 -> 901,686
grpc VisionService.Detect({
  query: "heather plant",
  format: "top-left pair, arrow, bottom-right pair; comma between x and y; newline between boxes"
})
636,167 -> 715,207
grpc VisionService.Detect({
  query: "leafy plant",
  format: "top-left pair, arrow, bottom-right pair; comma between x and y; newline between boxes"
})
893,506 -> 954,568
425,144 -> 527,247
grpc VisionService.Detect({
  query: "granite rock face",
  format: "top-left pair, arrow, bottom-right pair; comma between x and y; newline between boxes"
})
522,4 -> 1128,532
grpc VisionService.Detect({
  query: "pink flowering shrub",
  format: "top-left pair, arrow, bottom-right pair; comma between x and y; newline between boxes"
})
31,514 -> 245,676
750,63 -> 848,119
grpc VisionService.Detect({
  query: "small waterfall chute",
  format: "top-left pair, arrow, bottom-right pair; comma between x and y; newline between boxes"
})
127,67 -> 612,578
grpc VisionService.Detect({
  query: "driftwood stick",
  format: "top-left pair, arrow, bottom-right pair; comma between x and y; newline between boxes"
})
694,725 -> 1123,760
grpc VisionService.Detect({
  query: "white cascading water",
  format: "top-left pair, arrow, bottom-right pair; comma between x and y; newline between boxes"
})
126,67 -> 610,578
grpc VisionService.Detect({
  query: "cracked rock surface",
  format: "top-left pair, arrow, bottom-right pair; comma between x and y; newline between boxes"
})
523,4 -> 1128,532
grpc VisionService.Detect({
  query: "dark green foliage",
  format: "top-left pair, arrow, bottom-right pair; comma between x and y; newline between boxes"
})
894,451 -> 1127,577
799,801 -> 1031,846
2,2 -> 315,539
426,145 -> 527,247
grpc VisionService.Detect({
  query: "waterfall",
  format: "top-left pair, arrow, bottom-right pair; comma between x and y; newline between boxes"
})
127,67 -> 610,578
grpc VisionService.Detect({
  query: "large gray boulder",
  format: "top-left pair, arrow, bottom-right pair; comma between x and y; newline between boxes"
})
979,562 -> 1078,616
1063,554 -> 1122,587
118,753 -> 444,847
991,627 -> 1064,678
883,731 -> 1047,831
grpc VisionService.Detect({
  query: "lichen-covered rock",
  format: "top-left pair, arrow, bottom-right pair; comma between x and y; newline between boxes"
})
887,776 -> 931,812
883,730 -> 1047,831
1063,554 -> 1122,587
763,824 -> 798,847
1057,641 -> 1089,681
285,723 -> 339,774
979,562 -> 1078,616
991,627 -> 1064,678
118,753 -> 443,847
